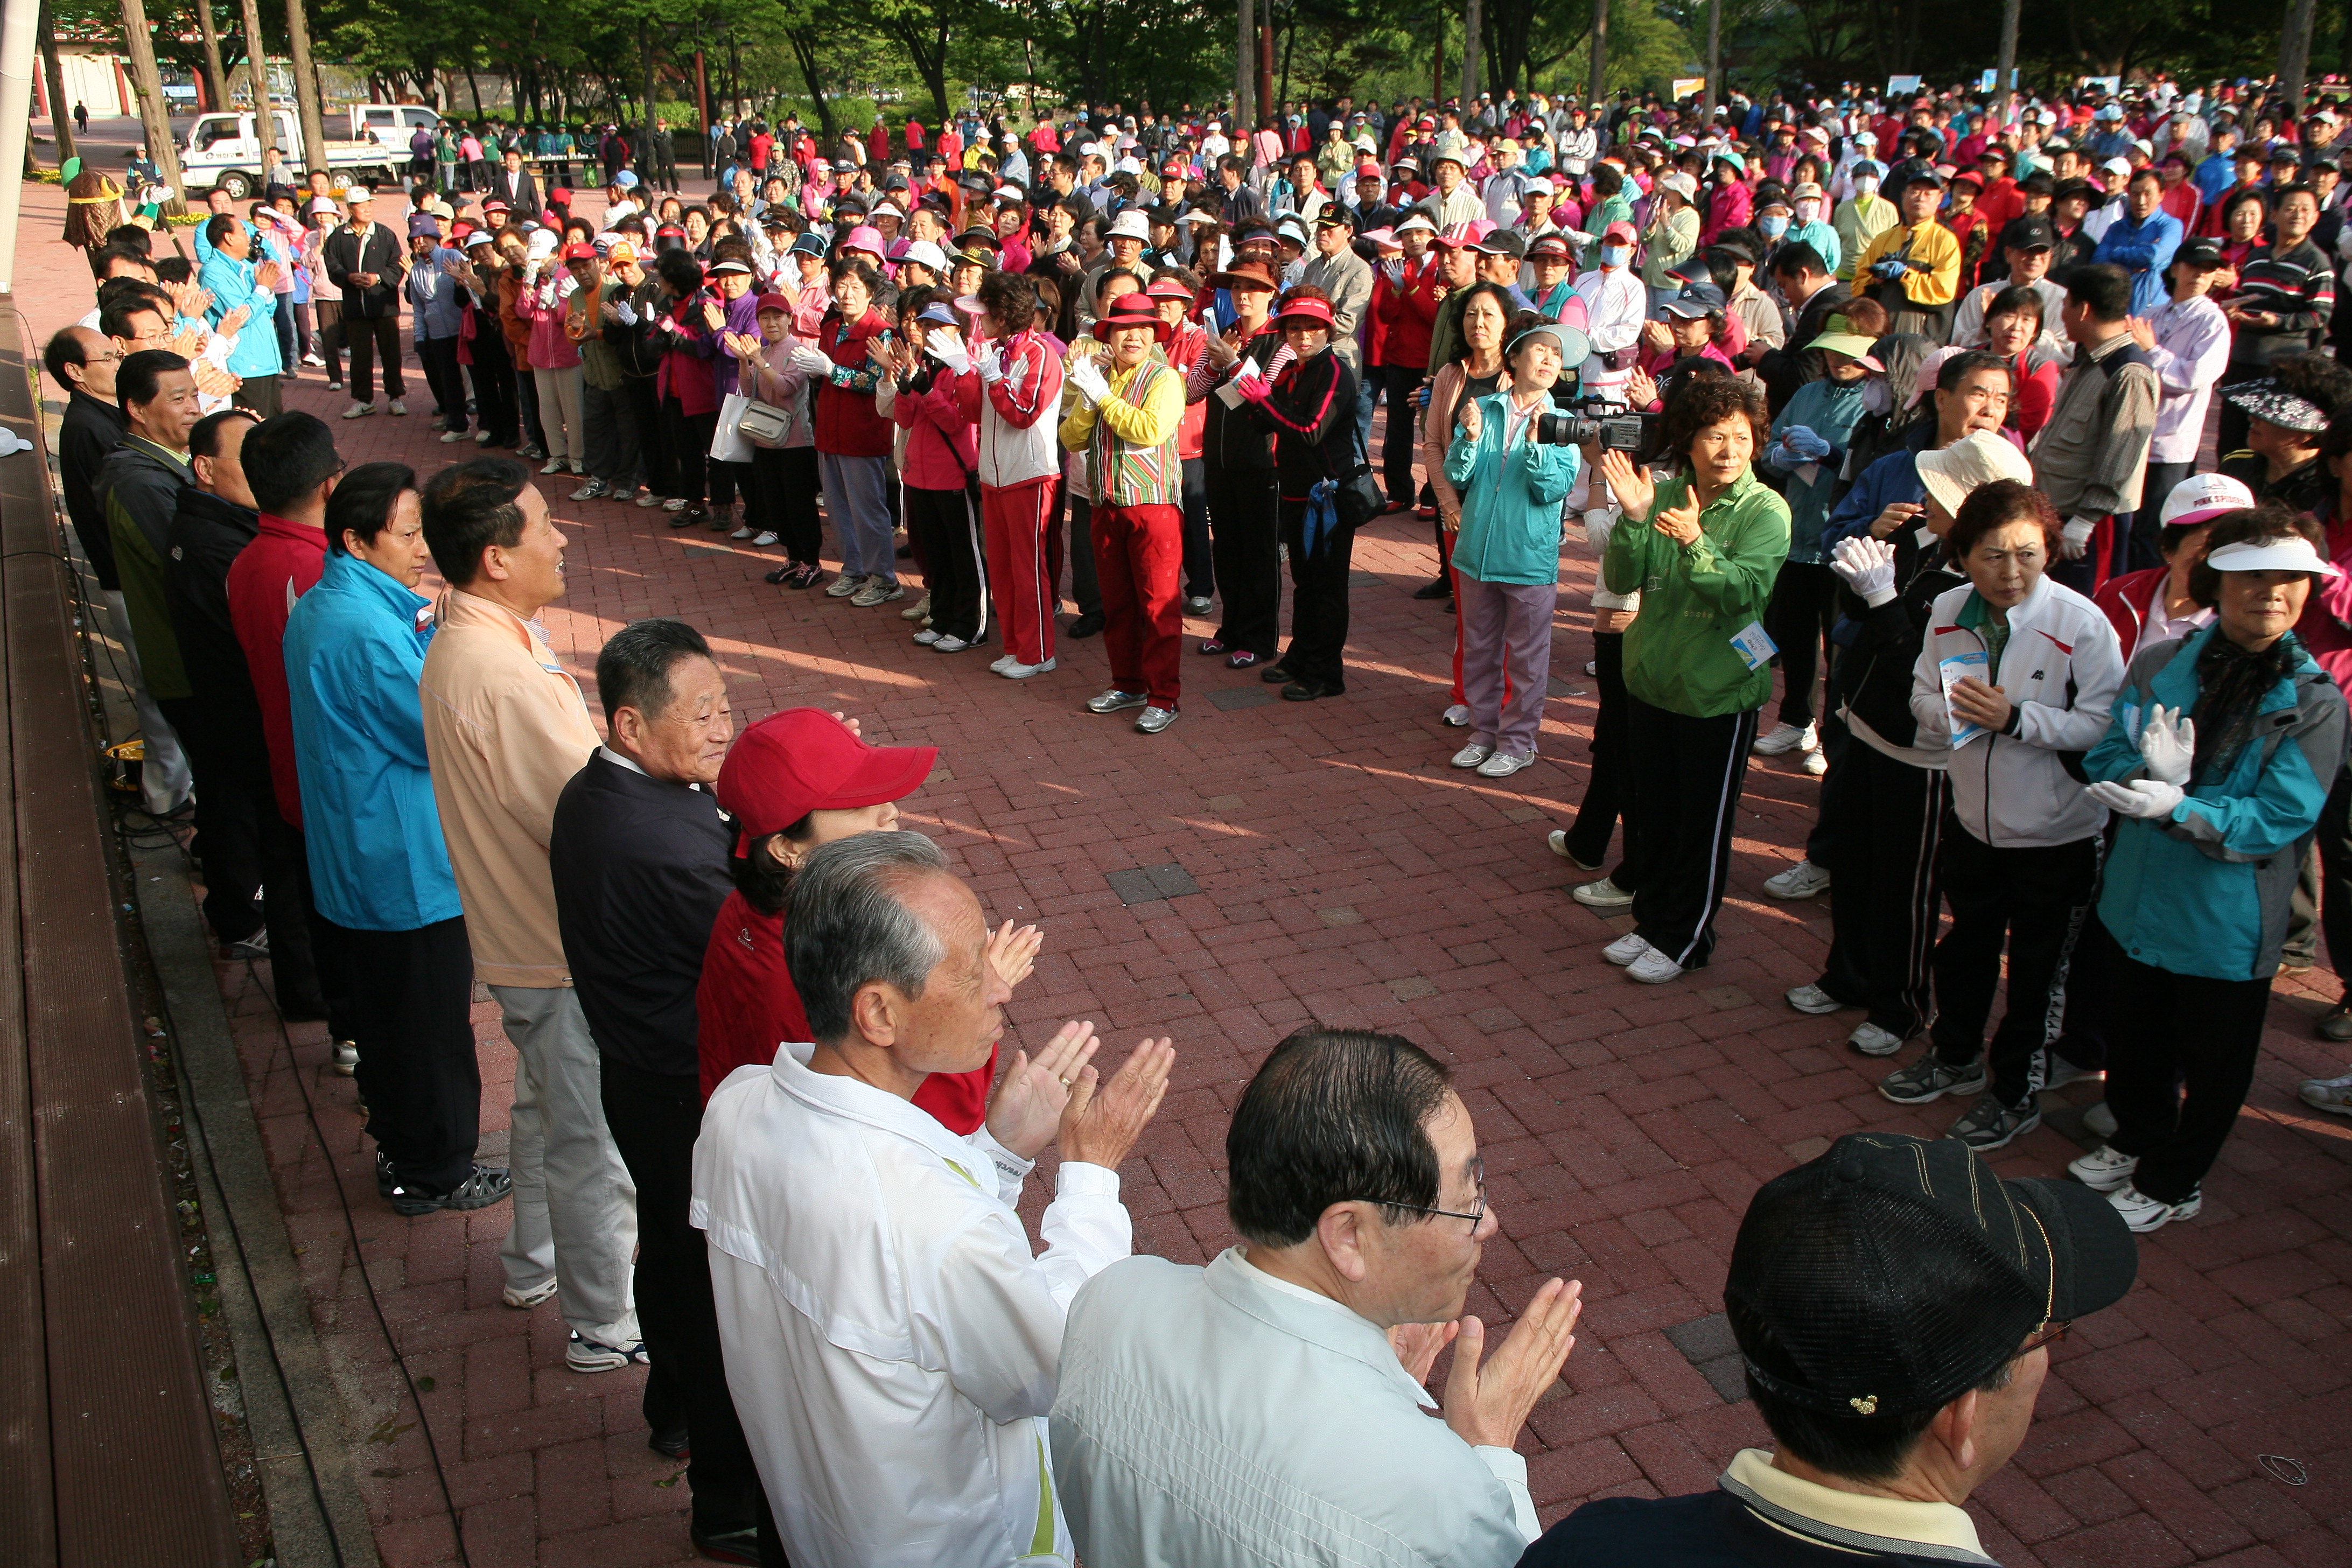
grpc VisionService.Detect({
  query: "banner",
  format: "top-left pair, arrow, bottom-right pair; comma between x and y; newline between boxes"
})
1672,77 -> 1706,103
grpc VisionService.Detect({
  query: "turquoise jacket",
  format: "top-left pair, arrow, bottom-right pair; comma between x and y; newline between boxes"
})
198,250 -> 282,379
1443,392 -> 1581,586
282,550 -> 461,932
1767,375 -> 1869,564
2088,625 -> 2348,981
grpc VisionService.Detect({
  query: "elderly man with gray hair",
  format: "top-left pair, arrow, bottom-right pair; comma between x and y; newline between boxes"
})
692,831 -> 1175,1568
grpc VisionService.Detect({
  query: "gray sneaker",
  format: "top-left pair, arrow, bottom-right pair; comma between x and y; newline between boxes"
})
1134,705 -> 1179,734
825,572 -> 868,599
1947,1092 -> 2042,1151
1878,1052 -> 1987,1105
1086,688 -> 1150,714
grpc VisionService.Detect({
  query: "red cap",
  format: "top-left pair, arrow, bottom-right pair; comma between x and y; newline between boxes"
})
550,187 -> 574,204
755,291 -> 793,315
559,241 -> 596,262
1273,294 -> 1336,327
715,710 -> 936,856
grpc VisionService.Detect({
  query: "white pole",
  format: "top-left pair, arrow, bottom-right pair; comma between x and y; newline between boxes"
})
0,0 -> 41,295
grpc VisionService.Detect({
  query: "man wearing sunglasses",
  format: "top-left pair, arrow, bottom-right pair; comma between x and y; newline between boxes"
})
1051,1027 -> 1584,1567
1519,1131 -> 2136,1566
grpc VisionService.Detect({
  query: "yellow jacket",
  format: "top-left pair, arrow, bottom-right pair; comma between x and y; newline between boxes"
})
1854,219 -> 1961,307
1059,355 -> 1185,506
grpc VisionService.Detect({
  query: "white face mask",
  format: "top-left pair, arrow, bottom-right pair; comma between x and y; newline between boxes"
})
1861,377 -> 1894,415
1794,198 -> 1822,223
1600,245 -> 1632,268
1853,176 -> 1880,197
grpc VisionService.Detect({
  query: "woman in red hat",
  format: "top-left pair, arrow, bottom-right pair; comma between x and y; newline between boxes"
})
694,709 -> 1039,1132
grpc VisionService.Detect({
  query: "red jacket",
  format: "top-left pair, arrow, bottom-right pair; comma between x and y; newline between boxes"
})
225,514 -> 328,828
1166,320 -> 1209,460
1374,255 -> 1441,368
889,369 -> 979,489
813,307 -> 894,457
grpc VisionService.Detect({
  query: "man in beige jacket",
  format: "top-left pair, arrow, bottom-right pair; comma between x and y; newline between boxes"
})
418,457 -> 642,1373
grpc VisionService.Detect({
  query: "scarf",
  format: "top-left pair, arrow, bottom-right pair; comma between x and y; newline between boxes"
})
2190,627 -> 2301,784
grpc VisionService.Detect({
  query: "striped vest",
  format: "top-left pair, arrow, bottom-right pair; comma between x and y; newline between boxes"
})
1087,359 -> 1184,508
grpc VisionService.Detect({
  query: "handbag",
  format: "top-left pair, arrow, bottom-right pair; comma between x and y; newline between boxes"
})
1332,458 -> 1386,529
710,391 -> 755,464
738,400 -> 793,449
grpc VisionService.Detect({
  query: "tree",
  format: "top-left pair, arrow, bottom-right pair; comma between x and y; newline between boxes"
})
284,0 -> 326,170
115,0 -> 187,213
39,0 -> 75,166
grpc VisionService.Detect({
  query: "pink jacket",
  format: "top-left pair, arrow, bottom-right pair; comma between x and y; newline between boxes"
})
887,371 -> 979,490
520,275 -> 581,370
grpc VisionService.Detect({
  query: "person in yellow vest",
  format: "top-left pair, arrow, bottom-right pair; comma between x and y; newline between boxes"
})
1061,292 -> 1189,734
1853,170 -> 1963,339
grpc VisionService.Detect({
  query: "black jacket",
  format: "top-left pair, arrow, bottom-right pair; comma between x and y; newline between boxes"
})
160,487 -> 272,793
1833,514 -> 1966,752
492,167 -> 542,217
1244,348 -> 1359,499
322,221 -> 407,319
1521,1488 -> 1971,1568
59,389 -> 128,589
549,752 -> 734,1079
1756,281 -> 1852,417
1202,325 -> 1282,474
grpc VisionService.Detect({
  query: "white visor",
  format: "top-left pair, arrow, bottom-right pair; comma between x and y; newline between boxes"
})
2204,536 -> 2343,577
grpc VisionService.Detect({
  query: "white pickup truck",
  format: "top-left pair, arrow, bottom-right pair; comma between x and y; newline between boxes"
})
176,105 -> 442,199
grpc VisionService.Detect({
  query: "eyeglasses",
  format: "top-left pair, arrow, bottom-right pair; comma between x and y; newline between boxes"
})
1363,1180 -> 1487,1233
2020,1319 -> 2072,1357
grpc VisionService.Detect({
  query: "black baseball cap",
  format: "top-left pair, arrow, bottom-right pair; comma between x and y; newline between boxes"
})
2000,214 -> 2057,253
2176,238 -> 2228,270
1473,228 -> 1527,260
1726,1133 -> 2137,1421
1660,279 -> 1728,318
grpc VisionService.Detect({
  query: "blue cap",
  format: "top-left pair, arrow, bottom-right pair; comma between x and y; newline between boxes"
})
615,170 -> 639,188
789,232 -> 829,258
915,301 -> 960,326
1660,279 -> 1728,318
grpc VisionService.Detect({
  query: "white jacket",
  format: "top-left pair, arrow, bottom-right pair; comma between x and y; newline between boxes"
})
1910,575 -> 2124,849
692,1042 -> 1131,1568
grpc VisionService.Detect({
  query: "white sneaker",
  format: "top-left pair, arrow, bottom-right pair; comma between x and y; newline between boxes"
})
1786,983 -> 1847,1016
2045,1059 -> 2104,1091
541,455 -> 567,475
730,523 -> 755,539
1476,751 -> 1535,779
1602,931 -> 1652,966
341,401 -> 375,419
386,398 -> 407,416
901,592 -> 933,621
1849,1022 -> 1907,1056
913,628 -> 941,645
301,352 -> 326,367
1547,830 -> 1600,869
824,572 -> 867,599
999,656 -> 1058,680
1572,876 -> 1635,911
502,1277 -> 558,1310
2298,1070 -> 2352,1116
851,578 -> 906,607
331,1040 -> 360,1076
1763,859 -> 1833,900
751,531 -> 779,547
474,429 -> 495,445
2068,1144 -> 2140,1193
439,428 -> 470,443
1753,721 -> 1818,756
1441,703 -> 1472,727
2108,1183 -> 2201,1233
1626,947 -> 1685,984
990,654 -> 1019,674
1804,749 -> 1829,776
1451,741 -> 1494,768
932,635 -> 971,653
571,479 -> 608,502
566,1331 -> 649,1373
662,495 -> 690,513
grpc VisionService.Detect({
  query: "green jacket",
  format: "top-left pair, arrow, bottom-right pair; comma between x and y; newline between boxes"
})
1602,466 -> 1790,717
101,436 -> 196,702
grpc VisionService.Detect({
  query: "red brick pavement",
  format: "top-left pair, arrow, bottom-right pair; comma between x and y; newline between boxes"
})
15,174 -> 2352,1568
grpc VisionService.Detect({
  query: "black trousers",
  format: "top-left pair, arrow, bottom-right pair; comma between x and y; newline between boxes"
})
155,696 -> 263,946
2314,767 -> 2352,1001
335,916 -> 481,1193
2103,944 -> 2273,1203
749,446 -> 823,563
1930,825 -> 2101,1107
314,300 -> 346,382
908,484 -> 987,642
1378,364 -> 1425,503
1763,559 -> 1839,729
1057,493 -> 1101,617
1621,696 -> 1760,969
416,334 -> 467,431
1563,631 -> 1640,878
625,377 -> 672,498
1179,456 -> 1214,599
1277,499 -> 1357,689
1208,466 -> 1280,655
666,397 -> 716,506
467,328 -> 518,445
342,312 -> 406,402
1819,742 -> 1949,1040
598,1057 -> 761,1535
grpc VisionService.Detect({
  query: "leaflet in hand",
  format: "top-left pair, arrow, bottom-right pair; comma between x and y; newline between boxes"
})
1216,355 -> 1263,409
1940,650 -> 1991,746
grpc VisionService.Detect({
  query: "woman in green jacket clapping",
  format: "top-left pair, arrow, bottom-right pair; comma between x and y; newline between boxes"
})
1591,374 -> 1793,983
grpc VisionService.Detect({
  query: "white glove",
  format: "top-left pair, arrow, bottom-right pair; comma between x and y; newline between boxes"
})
976,345 -> 1007,383
2138,703 -> 2196,785
927,330 -> 972,374
789,345 -> 834,376
614,299 -> 638,326
2087,779 -> 2186,820
2059,515 -> 2098,559
1067,357 -> 1111,407
1830,535 -> 1899,607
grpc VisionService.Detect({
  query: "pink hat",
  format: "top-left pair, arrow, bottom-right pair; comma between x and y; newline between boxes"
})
842,225 -> 886,258
1432,218 -> 1494,249
1908,343 -> 1967,409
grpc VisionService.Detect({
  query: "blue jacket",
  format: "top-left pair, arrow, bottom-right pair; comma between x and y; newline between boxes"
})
1821,424 -> 1937,555
2088,625 -> 2348,981
282,550 -> 462,931
1766,375 -> 1870,564
2092,208 -> 2184,319
199,250 -> 282,379
1443,392 -> 1580,585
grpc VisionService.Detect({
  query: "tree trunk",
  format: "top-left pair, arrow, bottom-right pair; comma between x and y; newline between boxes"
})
192,0 -> 228,113
1588,0 -> 1607,100
2281,0 -> 2317,111
1278,11 -> 1294,111
1996,0 -> 2020,93
1703,0 -> 1721,124
116,0 -> 187,214
1460,0 -> 1481,103
37,0 -> 72,166
1235,0 -> 1252,128
465,68 -> 482,119
236,0 -> 268,110
640,17 -> 657,164
284,0 -> 325,175
785,28 -> 834,144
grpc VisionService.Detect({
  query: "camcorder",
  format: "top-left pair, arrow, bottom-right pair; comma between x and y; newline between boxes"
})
1532,396 -> 1654,452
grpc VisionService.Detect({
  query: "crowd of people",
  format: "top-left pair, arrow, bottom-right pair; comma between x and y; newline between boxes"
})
41,67 -> 2352,1568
